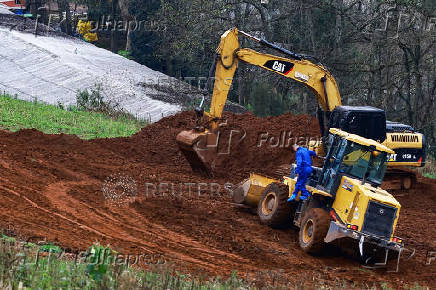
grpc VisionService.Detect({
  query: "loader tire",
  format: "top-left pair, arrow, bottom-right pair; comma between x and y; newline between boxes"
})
257,183 -> 293,228
299,208 -> 330,255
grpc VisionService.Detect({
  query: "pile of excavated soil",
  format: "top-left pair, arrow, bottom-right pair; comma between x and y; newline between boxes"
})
93,111 -> 320,179
0,111 -> 434,287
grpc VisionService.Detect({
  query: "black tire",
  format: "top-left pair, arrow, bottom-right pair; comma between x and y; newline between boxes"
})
299,208 -> 330,255
400,174 -> 416,190
257,183 -> 293,227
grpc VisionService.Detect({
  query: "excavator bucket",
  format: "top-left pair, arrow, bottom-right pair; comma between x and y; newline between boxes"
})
176,130 -> 218,177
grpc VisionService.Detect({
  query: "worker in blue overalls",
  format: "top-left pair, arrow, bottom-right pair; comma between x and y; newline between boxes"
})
288,144 -> 316,202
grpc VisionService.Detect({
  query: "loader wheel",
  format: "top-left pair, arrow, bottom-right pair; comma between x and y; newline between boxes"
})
257,183 -> 293,228
299,208 -> 330,255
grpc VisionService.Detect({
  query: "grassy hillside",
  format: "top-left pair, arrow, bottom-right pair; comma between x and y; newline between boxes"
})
0,94 -> 146,139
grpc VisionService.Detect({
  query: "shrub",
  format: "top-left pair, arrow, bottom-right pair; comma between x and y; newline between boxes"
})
118,50 -> 133,59
76,84 -> 136,121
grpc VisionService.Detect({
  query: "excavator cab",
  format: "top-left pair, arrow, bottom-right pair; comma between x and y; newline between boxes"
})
325,106 -> 387,142
318,129 -> 389,193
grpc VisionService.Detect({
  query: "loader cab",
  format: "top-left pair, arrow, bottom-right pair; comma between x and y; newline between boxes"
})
318,129 -> 390,194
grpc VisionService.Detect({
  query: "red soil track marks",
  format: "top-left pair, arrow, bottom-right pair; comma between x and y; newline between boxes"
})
0,112 -> 434,287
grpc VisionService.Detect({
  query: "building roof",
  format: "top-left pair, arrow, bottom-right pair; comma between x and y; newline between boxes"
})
0,0 -> 25,9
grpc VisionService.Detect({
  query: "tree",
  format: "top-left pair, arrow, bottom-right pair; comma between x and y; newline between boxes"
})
115,0 -> 435,155
57,0 -> 72,35
110,0 -> 118,52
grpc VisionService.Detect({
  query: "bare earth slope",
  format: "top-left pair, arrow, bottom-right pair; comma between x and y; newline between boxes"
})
0,111 -> 434,287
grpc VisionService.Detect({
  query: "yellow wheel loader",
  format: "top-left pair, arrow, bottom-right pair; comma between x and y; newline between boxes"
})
232,128 -> 414,271
176,28 -> 425,187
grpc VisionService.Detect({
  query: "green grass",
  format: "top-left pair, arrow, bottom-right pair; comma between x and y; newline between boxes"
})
0,239 -> 252,289
118,50 -> 133,59
38,243 -> 62,254
1,234 -> 16,243
0,94 -> 146,139
0,236 -> 413,289
422,173 -> 436,179
416,158 -> 436,179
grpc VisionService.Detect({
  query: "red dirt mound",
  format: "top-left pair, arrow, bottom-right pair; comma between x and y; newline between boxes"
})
0,111 -> 434,288
92,111 -> 320,179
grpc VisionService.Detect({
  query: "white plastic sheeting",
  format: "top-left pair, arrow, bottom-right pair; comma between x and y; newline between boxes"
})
0,4 -> 13,15
0,27 -> 182,122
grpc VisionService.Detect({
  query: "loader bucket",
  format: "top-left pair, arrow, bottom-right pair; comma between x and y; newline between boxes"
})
176,129 -> 218,177
232,173 -> 279,207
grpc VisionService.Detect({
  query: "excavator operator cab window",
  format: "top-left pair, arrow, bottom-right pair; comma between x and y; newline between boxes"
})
328,107 -> 387,142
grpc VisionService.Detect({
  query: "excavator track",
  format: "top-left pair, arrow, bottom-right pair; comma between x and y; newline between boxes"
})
384,169 -> 417,190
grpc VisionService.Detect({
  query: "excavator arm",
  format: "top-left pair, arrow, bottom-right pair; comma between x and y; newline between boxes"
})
236,48 -> 341,111
204,28 -> 341,128
176,28 -> 342,175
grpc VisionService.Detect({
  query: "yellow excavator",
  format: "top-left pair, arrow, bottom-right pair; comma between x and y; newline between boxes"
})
176,28 -> 425,188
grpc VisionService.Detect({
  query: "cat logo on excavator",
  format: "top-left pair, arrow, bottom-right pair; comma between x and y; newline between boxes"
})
263,60 -> 294,75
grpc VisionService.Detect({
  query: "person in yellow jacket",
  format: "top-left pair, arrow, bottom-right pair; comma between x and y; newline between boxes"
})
77,20 -> 98,42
